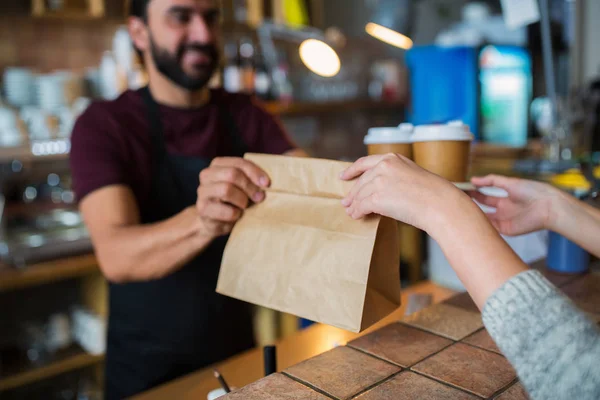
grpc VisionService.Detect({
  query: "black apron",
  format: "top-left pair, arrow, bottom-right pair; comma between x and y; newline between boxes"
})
104,87 -> 255,400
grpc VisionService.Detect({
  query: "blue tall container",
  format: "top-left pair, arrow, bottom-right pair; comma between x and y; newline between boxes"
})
405,46 -> 479,139
547,231 -> 589,274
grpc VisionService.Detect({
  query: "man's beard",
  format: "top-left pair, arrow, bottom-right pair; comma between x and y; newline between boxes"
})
149,35 -> 219,91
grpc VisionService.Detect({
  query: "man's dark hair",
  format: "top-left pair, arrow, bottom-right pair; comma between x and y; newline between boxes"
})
129,0 -> 150,20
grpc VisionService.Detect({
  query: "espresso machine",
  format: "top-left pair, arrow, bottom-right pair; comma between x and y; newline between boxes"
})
0,157 -> 91,268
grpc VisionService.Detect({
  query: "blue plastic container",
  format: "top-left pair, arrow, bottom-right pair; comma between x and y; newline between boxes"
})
547,231 -> 589,274
405,45 -> 479,139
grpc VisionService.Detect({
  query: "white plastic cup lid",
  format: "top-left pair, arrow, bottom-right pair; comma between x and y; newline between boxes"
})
364,125 -> 413,145
411,122 -> 474,143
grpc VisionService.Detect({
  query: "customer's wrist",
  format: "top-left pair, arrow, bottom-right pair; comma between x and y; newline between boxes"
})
425,187 -> 479,241
545,188 -> 574,233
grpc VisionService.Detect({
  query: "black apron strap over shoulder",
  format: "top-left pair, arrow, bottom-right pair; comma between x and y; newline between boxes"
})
141,86 -> 168,163
216,98 -> 248,157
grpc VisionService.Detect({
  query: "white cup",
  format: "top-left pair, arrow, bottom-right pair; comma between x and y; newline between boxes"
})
364,123 -> 414,159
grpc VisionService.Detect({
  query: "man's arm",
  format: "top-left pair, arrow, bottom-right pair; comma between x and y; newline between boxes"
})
80,185 -> 210,283
82,158 -> 270,283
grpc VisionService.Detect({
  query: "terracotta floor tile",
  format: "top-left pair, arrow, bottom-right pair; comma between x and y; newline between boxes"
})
441,292 -> 480,313
348,323 -> 452,367
462,329 -> 502,354
355,371 -> 478,400
412,343 -> 516,398
402,303 -> 483,340
561,273 -> 600,315
221,373 -> 330,400
495,382 -> 530,400
284,346 -> 400,400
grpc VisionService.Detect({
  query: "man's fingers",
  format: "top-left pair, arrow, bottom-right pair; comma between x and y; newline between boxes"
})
198,200 -> 242,223
200,166 -> 264,203
202,219 -> 235,236
199,183 -> 249,209
210,158 -> 270,188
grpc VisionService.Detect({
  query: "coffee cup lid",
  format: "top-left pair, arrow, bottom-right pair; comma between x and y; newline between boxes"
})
411,122 -> 474,142
364,124 -> 413,144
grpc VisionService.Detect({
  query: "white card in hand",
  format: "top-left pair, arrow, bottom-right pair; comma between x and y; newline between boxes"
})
500,0 -> 540,29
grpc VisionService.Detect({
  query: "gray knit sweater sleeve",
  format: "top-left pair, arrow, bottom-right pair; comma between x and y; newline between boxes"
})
482,270 -> 600,400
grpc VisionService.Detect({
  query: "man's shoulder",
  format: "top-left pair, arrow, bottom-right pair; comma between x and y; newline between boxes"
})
71,90 -> 143,152
73,90 -> 142,135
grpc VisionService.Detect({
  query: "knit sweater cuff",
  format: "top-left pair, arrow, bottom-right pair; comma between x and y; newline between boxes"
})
482,270 -> 557,332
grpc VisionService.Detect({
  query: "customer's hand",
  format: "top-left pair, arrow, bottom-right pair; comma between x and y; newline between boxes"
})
196,157 -> 270,237
470,175 -> 562,236
340,153 -> 465,232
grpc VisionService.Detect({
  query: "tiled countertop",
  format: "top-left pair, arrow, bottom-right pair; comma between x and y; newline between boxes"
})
222,262 -> 600,400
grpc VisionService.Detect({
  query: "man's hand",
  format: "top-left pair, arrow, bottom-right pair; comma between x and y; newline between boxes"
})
196,157 -> 270,237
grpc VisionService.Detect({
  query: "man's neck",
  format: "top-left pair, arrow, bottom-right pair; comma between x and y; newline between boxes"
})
147,69 -> 210,109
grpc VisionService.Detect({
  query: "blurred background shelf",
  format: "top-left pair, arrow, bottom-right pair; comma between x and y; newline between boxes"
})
0,343 -> 104,392
264,99 -> 405,116
0,254 -> 98,293
0,99 -> 405,162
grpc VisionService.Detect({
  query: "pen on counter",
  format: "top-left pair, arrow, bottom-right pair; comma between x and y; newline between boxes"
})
213,369 -> 231,393
264,345 -> 277,376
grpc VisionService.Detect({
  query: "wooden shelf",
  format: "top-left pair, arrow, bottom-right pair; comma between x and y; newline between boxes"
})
31,12 -> 104,21
264,99 -> 405,117
0,254 -> 99,293
0,146 -> 34,162
0,344 -> 104,392
31,0 -> 105,21
0,146 -> 69,163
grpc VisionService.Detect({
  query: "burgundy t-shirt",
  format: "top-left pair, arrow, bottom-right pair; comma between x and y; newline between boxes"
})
69,89 -> 295,205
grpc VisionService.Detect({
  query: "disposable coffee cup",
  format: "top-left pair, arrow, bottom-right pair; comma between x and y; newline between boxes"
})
411,122 -> 474,182
364,124 -> 414,271
364,123 -> 413,159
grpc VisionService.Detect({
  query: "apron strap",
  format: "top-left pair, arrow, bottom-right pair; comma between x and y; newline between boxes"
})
217,99 -> 248,157
141,86 -> 168,164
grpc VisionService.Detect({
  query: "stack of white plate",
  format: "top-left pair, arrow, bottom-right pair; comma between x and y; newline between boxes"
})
0,107 -> 25,147
35,72 -> 85,112
3,68 -> 35,107
20,107 -> 53,140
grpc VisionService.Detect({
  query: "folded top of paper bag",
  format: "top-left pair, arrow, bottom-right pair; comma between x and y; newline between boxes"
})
245,153 -> 353,199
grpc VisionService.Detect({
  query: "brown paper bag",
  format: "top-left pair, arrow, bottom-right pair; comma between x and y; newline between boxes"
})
216,153 -> 401,332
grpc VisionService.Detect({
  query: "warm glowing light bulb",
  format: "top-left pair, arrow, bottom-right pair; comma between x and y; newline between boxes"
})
365,22 -> 413,50
299,39 -> 341,77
